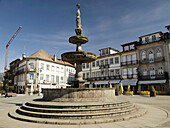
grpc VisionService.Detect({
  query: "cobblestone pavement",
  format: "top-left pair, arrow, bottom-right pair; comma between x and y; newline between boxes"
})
0,94 -> 170,128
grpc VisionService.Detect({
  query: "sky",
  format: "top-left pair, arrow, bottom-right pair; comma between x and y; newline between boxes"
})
0,0 -> 170,73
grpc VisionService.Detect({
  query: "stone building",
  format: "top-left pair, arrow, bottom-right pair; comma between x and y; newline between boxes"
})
137,31 -> 169,94
10,49 -> 75,94
82,47 -> 121,88
120,41 -> 139,93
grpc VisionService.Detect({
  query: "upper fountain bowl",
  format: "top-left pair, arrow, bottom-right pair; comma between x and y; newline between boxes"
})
69,35 -> 88,44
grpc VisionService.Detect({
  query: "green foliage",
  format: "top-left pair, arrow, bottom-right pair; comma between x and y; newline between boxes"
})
150,86 -> 156,93
115,84 -> 120,92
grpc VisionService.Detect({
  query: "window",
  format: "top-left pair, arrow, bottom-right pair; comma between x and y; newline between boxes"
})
51,75 -> 55,83
96,61 -> 99,66
40,63 -> 44,69
46,64 -> 50,71
156,48 -> 162,58
61,76 -> 63,81
130,44 -> 135,50
105,59 -> 108,65
150,67 -> 155,79
143,68 -> 147,76
149,50 -> 154,63
100,60 -> 104,65
83,73 -> 85,79
110,70 -> 114,76
82,64 -> 85,69
46,75 -> 49,82
158,66 -> 163,75
102,50 -> 105,55
133,68 -> 137,75
106,49 -> 109,54
142,51 -> 146,61
92,62 -> 95,67
51,66 -> 55,71
115,69 -> 120,75
86,72 -> 89,78
124,46 -> 129,51
127,55 -> 131,64
105,70 -> 109,76
56,76 -> 59,84
123,69 -> 127,75
152,35 -> 156,41
86,63 -> 89,68
110,58 -> 113,64
122,56 -> 126,62
29,63 -> 34,70
115,57 -> 119,64
56,66 -> 59,72
132,54 -> 137,64
145,37 -> 149,43
128,68 -> 132,75
40,74 -> 44,80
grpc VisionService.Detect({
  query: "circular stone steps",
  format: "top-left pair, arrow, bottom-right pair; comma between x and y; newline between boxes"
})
8,100 -> 147,125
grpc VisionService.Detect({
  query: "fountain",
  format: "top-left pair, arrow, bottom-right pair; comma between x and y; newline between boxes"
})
8,4 -> 146,125
61,3 -> 97,88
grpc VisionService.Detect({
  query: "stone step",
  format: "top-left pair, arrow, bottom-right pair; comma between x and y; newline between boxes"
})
8,106 -> 147,125
16,106 -> 137,119
21,103 -> 135,114
25,101 -> 130,109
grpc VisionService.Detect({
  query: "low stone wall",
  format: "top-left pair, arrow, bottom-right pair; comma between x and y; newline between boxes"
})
42,88 -> 115,102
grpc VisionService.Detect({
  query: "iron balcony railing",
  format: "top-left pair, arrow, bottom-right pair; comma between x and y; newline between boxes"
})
99,64 -> 110,69
121,60 -> 138,66
85,75 -> 121,81
139,57 -> 165,64
139,73 -> 168,80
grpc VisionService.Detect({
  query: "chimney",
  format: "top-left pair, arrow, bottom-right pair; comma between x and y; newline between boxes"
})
54,54 -> 57,61
165,25 -> 170,32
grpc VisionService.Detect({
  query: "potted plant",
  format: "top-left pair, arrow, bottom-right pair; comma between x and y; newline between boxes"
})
150,86 -> 156,97
115,85 -> 120,96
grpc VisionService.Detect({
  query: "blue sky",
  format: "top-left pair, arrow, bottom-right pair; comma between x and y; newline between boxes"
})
0,0 -> 170,73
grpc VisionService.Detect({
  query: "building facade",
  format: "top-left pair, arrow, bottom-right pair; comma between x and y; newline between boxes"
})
137,32 -> 170,94
120,41 -> 139,93
82,47 -> 121,88
10,49 -> 75,94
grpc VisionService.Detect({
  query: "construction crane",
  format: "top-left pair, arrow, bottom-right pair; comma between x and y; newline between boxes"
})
4,26 -> 22,72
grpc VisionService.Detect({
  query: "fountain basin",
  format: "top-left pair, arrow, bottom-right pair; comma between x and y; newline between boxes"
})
42,88 -> 115,102
69,35 -> 88,44
61,51 -> 97,63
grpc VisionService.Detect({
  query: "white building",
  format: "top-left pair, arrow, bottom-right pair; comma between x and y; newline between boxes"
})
13,49 -> 75,94
82,47 -> 121,88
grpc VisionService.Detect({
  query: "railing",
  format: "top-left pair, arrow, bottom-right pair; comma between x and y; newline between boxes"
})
85,75 -> 121,81
121,60 -> 138,66
139,57 -> 165,64
127,74 -> 133,79
139,73 -> 167,80
99,64 -> 110,69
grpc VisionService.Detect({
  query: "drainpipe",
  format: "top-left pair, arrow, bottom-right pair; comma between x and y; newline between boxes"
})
164,40 -> 170,94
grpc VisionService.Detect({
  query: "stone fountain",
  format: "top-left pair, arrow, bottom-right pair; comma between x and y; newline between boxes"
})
8,4 -> 146,125
61,3 -> 97,88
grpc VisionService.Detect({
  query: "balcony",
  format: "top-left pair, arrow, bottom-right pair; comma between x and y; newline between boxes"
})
139,57 -> 165,64
121,60 -> 138,66
99,64 -> 110,69
85,75 -> 121,81
127,74 -> 133,79
139,72 -> 168,80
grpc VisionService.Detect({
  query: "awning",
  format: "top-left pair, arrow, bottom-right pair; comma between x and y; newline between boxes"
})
110,80 -> 120,84
95,81 -> 109,85
138,80 -> 166,85
120,79 -> 137,86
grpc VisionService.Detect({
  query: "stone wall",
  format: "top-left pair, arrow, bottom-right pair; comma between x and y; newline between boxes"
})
42,88 -> 115,102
